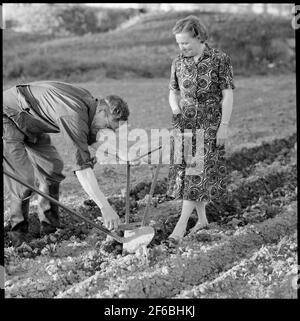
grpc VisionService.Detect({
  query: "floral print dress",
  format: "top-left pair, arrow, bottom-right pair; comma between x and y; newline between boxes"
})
167,43 -> 235,203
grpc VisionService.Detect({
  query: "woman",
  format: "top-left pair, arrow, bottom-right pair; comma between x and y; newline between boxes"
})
166,15 -> 234,244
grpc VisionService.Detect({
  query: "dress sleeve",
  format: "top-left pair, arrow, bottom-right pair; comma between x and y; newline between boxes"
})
58,115 -> 96,173
218,53 -> 235,90
169,59 -> 180,92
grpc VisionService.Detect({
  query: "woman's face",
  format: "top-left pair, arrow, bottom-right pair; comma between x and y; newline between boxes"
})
175,32 -> 203,57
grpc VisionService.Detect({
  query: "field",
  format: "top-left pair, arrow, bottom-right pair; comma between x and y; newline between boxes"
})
3,10 -> 295,82
4,73 -> 297,298
3,5 -> 297,299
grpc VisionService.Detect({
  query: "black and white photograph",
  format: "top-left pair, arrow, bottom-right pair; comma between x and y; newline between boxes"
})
2,2 -> 297,302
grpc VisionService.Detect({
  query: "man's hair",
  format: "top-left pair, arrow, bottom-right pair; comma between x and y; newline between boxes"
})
172,15 -> 208,42
98,95 -> 129,121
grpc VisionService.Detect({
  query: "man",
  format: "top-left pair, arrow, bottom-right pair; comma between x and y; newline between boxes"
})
3,80 -> 129,247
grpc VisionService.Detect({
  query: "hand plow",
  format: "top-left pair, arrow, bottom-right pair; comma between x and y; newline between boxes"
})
122,146 -> 162,253
3,169 -> 154,253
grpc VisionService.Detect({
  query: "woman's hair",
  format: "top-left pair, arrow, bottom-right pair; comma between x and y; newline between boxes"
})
172,15 -> 208,42
97,95 -> 129,121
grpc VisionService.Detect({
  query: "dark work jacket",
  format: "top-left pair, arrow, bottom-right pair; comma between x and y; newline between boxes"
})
3,81 -> 98,171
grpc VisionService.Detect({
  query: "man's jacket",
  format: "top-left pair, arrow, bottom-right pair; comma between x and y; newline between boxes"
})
3,81 -> 98,171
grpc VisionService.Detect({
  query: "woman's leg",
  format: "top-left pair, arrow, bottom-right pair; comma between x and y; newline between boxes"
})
196,201 -> 208,225
189,201 -> 208,233
169,200 -> 197,240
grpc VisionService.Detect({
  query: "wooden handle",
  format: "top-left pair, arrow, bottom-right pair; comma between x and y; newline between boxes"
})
125,161 -> 130,224
141,149 -> 162,226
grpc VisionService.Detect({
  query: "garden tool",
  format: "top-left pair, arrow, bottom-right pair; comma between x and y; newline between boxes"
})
3,169 -> 155,253
122,160 -> 135,252
123,147 -> 162,253
104,145 -> 163,165
141,150 -> 162,226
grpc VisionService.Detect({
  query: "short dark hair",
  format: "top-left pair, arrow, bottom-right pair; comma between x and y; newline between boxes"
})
172,15 -> 208,42
98,95 -> 129,121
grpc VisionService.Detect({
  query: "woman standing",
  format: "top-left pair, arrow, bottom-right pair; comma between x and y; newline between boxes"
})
166,15 -> 234,244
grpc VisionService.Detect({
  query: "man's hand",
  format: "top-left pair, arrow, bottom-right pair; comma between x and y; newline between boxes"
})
128,156 -> 149,166
101,205 -> 120,230
128,158 -> 141,166
216,124 -> 228,147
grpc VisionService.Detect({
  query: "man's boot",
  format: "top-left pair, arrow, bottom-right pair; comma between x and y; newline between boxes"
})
7,194 -> 31,247
8,196 -> 31,248
8,220 -> 29,247
38,182 -> 61,236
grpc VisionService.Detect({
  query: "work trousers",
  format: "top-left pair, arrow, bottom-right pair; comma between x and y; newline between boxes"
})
3,116 -> 65,230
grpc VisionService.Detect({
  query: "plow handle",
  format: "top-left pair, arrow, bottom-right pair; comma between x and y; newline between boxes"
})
141,148 -> 162,226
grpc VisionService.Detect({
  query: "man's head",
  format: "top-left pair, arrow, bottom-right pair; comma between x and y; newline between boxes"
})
91,95 -> 129,134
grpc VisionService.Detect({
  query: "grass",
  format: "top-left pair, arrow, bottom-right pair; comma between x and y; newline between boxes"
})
3,10 -> 295,82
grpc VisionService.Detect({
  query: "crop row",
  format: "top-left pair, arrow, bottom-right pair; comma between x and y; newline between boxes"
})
56,201 -> 297,298
176,231 -> 297,298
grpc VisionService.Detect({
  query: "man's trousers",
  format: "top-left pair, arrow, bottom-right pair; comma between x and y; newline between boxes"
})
3,116 -> 65,230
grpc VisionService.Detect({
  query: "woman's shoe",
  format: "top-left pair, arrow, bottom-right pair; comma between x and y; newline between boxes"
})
163,236 -> 182,248
189,221 -> 208,235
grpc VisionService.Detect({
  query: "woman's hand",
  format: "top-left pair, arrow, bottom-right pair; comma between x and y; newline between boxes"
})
173,109 -> 182,115
216,123 -> 228,147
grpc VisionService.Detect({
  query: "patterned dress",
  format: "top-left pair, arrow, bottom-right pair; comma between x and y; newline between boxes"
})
167,43 -> 235,203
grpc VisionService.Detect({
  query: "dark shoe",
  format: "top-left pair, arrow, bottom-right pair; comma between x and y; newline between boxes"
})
37,182 -> 61,228
4,221 -> 12,233
8,221 -> 29,248
7,231 -> 29,248
43,209 -> 60,228
40,221 -> 57,236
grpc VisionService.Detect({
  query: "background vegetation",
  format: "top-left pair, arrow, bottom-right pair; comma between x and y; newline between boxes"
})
3,5 -> 295,83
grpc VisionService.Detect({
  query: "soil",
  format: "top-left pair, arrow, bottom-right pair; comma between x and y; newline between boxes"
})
4,133 -> 298,298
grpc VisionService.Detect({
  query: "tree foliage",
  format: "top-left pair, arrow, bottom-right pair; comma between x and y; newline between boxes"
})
5,4 -> 139,37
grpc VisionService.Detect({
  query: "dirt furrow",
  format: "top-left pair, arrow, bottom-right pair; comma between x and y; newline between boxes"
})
4,134 -> 297,298
175,231 -> 297,298
56,202 -> 297,298
225,133 -> 296,173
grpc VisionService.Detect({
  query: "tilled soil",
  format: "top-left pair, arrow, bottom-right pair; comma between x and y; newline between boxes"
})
4,133 -> 298,298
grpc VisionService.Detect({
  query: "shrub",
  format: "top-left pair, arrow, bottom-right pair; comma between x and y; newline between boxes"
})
3,53 -> 104,81
95,8 -> 140,33
210,14 -> 294,72
3,10 -> 295,82
56,5 -> 99,36
4,4 -> 140,37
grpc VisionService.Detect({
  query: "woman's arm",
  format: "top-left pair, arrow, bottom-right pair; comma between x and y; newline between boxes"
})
220,89 -> 233,125
169,90 -> 182,115
216,89 -> 233,147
